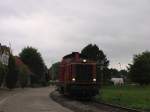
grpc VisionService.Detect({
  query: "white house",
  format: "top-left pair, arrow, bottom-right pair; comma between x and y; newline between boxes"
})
111,78 -> 124,86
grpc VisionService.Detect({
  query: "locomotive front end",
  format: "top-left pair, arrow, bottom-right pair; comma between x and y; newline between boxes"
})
69,62 -> 99,97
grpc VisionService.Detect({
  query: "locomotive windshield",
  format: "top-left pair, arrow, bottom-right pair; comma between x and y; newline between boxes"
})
75,64 -> 93,81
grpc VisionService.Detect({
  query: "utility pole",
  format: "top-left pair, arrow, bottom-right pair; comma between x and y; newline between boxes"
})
119,63 -> 123,78
119,62 -> 122,70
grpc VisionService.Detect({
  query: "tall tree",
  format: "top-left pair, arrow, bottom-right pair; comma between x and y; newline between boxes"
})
81,44 -> 109,67
0,62 -> 8,87
49,62 -> 60,80
129,51 -> 150,85
19,47 -> 46,84
5,55 -> 18,89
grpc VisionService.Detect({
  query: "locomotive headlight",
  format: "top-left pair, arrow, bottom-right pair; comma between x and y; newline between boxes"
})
72,78 -> 76,82
93,78 -> 96,82
83,59 -> 87,63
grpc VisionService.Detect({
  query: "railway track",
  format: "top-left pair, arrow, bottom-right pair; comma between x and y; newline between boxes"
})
50,90 -> 146,112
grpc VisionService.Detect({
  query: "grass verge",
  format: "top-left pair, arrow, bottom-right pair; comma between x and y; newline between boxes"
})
96,85 -> 150,111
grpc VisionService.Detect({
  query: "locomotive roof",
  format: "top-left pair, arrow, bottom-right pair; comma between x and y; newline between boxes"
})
63,52 -> 86,59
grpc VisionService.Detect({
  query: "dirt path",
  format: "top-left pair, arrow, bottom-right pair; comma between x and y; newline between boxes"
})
0,87 -> 73,112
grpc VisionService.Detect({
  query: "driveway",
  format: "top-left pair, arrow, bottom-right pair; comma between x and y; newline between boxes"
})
0,87 -> 72,112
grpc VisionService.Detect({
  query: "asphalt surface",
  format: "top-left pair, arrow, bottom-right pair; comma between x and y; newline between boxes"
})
0,87 -> 73,112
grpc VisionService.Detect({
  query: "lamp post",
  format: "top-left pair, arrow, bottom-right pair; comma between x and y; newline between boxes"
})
119,63 -> 124,78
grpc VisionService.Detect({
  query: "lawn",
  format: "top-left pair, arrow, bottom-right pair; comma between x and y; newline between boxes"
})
96,85 -> 150,111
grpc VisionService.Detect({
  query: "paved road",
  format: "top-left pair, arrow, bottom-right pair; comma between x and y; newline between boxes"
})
0,87 -> 73,112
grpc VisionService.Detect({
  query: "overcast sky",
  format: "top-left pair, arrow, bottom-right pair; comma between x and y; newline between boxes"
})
0,0 -> 150,69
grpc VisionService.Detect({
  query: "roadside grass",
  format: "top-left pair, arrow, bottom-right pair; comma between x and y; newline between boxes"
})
96,85 -> 150,111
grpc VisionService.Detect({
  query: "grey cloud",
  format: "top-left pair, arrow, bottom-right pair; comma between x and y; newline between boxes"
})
0,0 -> 150,69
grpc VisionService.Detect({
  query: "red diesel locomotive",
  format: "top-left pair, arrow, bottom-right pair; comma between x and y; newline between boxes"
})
58,52 -> 100,98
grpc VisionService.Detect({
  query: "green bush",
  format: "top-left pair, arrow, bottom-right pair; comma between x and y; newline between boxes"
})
0,62 -> 8,87
18,65 -> 29,88
129,51 -> 150,85
5,55 -> 18,89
